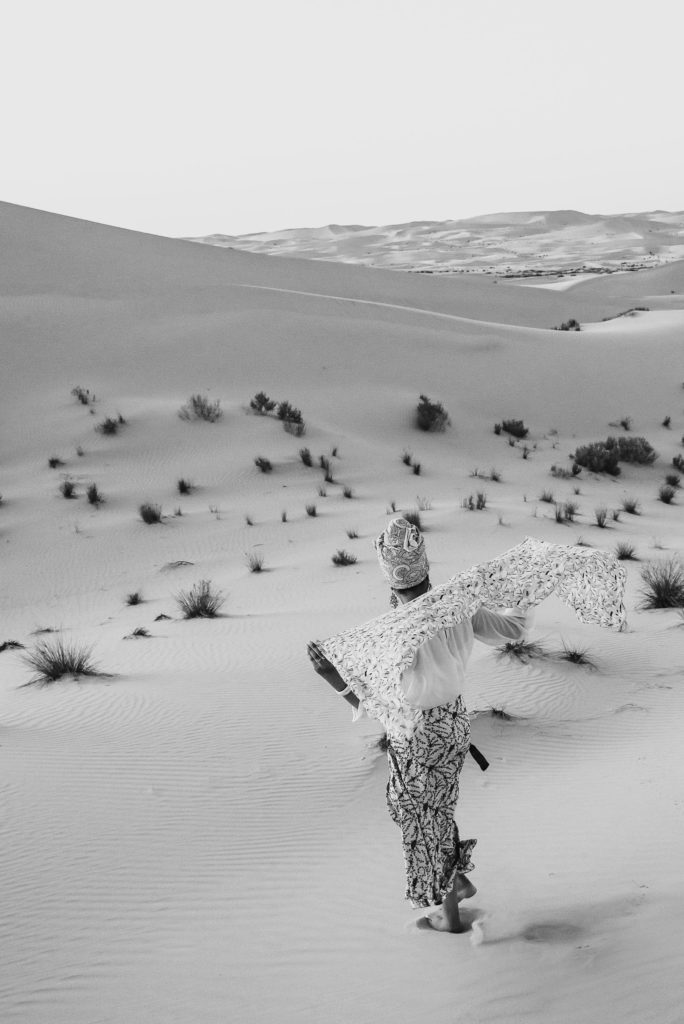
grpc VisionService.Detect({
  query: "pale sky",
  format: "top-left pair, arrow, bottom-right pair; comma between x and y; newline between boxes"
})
3,0 -> 682,237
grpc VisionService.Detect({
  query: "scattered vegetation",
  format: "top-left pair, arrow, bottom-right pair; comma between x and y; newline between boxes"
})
125,627 -> 150,639
610,436 -> 657,465
662,415 -> 671,429
619,416 -> 632,431
22,636 -> 100,686
496,639 -> 547,663
177,478 -> 194,495
277,400 -> 303,425
250,391 -> 276,415
176,579 -> 226,618
573,442 -> 620,476
554,318 -> 580,331
346,528 -> 359,539
126,592 -> 143,605
139,502 -> 163,524
401,449 -> 413,466
558,642 -> 597,669
86,483 -> 104,506
673,455 -> 684,473
493,423 -> 502,435
96,416 -> 122,435
415,394 -> 450,432
0,640 -> 25,652
254,456 -> 273,473
178,394 -> 223,422
317,486 -> 327,497
343,486 -> 354,499
332,550 -> 357,566
665,473 -> 681,488
615,541 -> 637,561
244,514 -> 254,526
539,490 -> 554,503
48,456 -> 65,469
246,551 -> 264,573
490,468 -> 502,482
594,506 -> 608,528
60,479 -> 77,499
305,504 -> 317,517
638,558 -> 684,609
621,496 -> 641,515
658,484 -> 676,504
564,500 -> 579,522
281,510 -> 288,522
500,419 -> 528,439
551,463 -> 581,479
412,462 -> 422,476
462,492 -> 487,511
71,385 -> 95,405
299,447 -> 313,467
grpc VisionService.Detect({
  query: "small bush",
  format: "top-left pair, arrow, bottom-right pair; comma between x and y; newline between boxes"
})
563,500 -> 579,522
539,489 -> 554,503
277,401 -> 303,424
139,502 -> 162,524
493,423 -> 502,435
573,442 -> 620,476
673,455 -> 684,472
176,579 -> 225,618
401,449 -> 413,466
665,473 -> 681,488
281,510 -> 287,522
621,497 -> 641,515
48,456 -> 65,469
343,486 -> 354,499
71,385 -> 94,405
619,416 -> 632,431
658,484 -> 676,504
403,510 -> 423,530
177,478 -> 194,495
554,503 -> 565,523
305,504 -> 317,517
490,468 -> 502,482
22,636 -> 100,685
319,455 -> 331,472
126,592 -> 143,605
332,550 -> 357,566
594,506 -> 608,528
246,551 -> 264,573
463,495 -> 475,511
412,462 -> 422,476
521,445 -> 530,460
331,447 -> 338,457
555,318 -> 580,331
496,639 -> 547,662
558,643 -> 597,669
416,394 -> 450,432
125,627 -> 150,639
299,447 -> 313,466
76,446 -> 85,457
639,559 -> 684,608
662,415 -> 671,428
245,514 -> 253,526
254,456 -> 273,473
96,417 -> 120,435
346,528 -> 359,539
551,463 -> 581,479
575,536 -> 591,547
60,479 -> 77,499
476,491 -> 487,510
178,394 -> 223,422
501,419 -> 528,439
250,391 -> 276,415
608,435 -> 657,465
615,541 -> 637,561
324,469 -> 335,484
611,509 -> 621,522
317,486 -> 327,497
87,483 -> 104,506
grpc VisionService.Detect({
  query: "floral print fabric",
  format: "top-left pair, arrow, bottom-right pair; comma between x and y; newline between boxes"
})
321,537 -> 626,739
386,698 -> 476,907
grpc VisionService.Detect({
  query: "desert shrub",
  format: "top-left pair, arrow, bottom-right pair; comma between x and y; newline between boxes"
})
490,468 -> 502,482
558,642 -> 596,669
403,510 -> 423,530
575,536 -> 591,547
415,394 -> 450,432
493,423 -> 502,435
343,486 -> 353,499
324,469 -> 335,484
412,462 -> 422,476
22,636 -> 100,685
573,442 -> 620,476
665,473 -> 681,488
673,455 -> 684,472
658,484 -> 676,504
176,579 -> 225,618
277,401 -> 303,424
96,417 -> 120,435
177,478 -> 194,494
317,486 -> 327,497
126,591 -> 142,605
86,483 -> 104,506
48,456 -> 65,468
521,445 -> 530,459
555,318 -> 580,331
638,559 -> 684,608
496,639 -> 547,662
250,391 -> 276,415
476,491 -> 487,510
615,541 -> 637,561
619,416 -> 632,431
346,528 -> 359,539
283,419 -> 305,436
281,510 -> 287,522
125,627 -> 150,639
563,500 -> 579,522
178,394 -> 223,422
594,506 -> 608,528
501,419 -> 528,439
319,455 -> 330,472
60,479 -> 77,499
332,550 -> 357,566
245,514 -> 254,526
550,463 -> 581,479
254,456 -> 273,473
299,447 -> 313,467
0,640 -> 25,652
611,509 -> 621,522
71,385 -> 94,405
539,489 -> 554,503
607,435 -> 657,465
401,449 -> 413,466
331,447 -> 338,457
245,551 -> 264,573
139,502 -> 162,524
621,496 -> 641,514
463,495 -> 475,511
76,446 -> 84,457
554,503 -> 565,523
662,415 -> 671,428
305,504 -> 317,517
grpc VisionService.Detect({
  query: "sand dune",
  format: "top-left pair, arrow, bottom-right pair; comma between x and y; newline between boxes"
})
1,201 -> 684,1024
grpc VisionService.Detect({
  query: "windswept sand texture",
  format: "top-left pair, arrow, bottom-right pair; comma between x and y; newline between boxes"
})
2,201 -> 684,1024
189,209 -> 684,277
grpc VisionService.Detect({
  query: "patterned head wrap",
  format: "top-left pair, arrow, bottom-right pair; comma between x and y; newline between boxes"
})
375,516 -> 429,590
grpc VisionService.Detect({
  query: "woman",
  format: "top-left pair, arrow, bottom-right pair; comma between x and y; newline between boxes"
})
308,516 -> 528,932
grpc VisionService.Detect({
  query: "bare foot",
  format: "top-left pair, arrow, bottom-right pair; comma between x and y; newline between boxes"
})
422,909 -> 467,933
455,873 -> 477,902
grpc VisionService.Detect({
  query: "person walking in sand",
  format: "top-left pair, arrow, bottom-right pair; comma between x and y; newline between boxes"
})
307,516 -> 528,933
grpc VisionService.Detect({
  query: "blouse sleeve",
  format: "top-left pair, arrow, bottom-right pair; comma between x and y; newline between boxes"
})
471,606 -> 528,647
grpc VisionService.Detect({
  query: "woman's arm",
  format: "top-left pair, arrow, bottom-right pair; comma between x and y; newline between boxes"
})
471,607 -> 528,647
307,641 -> 360,710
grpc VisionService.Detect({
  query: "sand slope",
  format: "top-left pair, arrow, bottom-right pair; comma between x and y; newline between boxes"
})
1,202 -> 684,1024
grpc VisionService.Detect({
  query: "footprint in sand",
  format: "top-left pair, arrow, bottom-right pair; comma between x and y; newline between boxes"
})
521,921 -> 584,943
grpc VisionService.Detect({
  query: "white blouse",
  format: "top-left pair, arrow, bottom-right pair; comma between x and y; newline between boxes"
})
353,607 -> 527,719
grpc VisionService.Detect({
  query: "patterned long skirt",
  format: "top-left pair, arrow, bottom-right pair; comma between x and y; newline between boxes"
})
385,697 -> 476,908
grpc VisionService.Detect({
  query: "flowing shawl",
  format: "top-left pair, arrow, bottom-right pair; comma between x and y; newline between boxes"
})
320,537 -> 626,739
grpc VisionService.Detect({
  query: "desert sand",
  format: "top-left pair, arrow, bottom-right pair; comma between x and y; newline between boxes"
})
1,200 -> 683,1024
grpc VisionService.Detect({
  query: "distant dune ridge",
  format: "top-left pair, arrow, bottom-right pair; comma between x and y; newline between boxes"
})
1,199 -> 684,1024
187,209 -> 684,276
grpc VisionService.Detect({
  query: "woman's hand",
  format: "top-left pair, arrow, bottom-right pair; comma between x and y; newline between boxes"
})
307,640 -> 338,678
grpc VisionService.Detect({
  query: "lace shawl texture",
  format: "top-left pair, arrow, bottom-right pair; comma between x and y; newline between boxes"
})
320,537 -> 626,738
